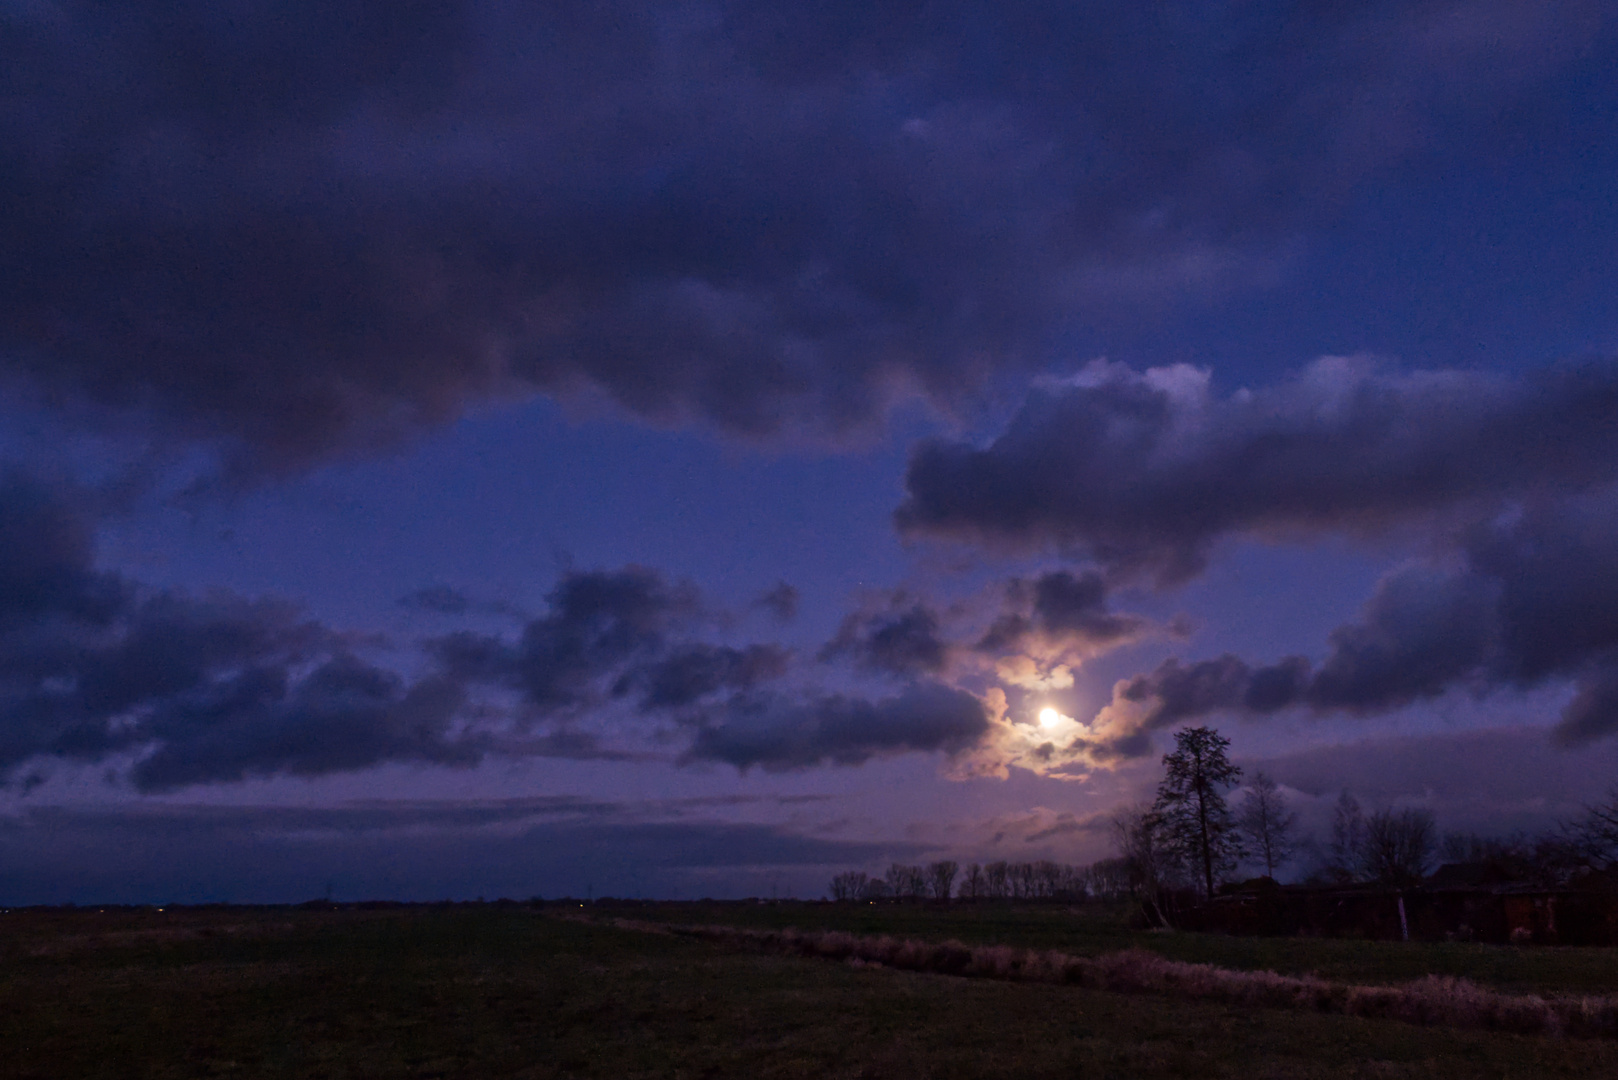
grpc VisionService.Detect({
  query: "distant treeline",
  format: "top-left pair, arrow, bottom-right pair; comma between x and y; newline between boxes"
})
829,859 -> 1136,903
829,726 -> 1618,903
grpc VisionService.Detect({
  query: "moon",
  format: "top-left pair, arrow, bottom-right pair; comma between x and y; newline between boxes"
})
1038,707 -> 1060,729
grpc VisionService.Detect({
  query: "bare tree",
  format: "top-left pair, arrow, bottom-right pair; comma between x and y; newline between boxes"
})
1565,788 -> 1618,870
925,860 -> 959,901
1237,772 -> 1299,878
1059,862 -> 1087,899
1324,790 -> 1365,884
1360,807 -> 1436,886
1034,860 -> 1064,899
1085,857 -> 1133,901
1112,805 -> 1174,898
829,871 -> 869,901
960,863 -> 985,900
1440,831 -> 1530,865
984,860 -> 1010,899
885,862 -> 926,900
1440,832 -> 1482,864
1011,861 -> 1037,899
1152,726 -> 1244,899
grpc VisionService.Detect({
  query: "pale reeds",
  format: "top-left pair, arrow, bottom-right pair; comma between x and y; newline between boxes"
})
597,916 -> 1618,1040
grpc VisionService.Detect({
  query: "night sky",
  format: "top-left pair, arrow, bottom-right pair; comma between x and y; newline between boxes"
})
5,0 -> 1618,904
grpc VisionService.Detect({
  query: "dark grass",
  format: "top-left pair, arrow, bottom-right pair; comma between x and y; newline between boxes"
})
4,904 -> 1617,1079
625,900 -> 1618,997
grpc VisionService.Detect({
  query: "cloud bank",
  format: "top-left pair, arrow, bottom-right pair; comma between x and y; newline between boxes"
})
0,472 -> 483,791
3,1 -> 1602,473
0,480 -> 1002,788
686,684 -> 988,771
6,0 -> 1607,782
17,343 -> 1618,788
900,356 -> 1618,581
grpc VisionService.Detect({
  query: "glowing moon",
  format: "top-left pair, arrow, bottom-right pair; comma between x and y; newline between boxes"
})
1038,707 -> 1060,729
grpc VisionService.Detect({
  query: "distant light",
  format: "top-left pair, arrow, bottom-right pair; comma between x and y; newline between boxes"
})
1038,707 -> 1060,729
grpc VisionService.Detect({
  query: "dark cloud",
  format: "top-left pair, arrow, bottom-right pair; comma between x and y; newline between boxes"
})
435,572 -> 991,770
820,598 -> 949,677
0,599 -> 478,793
0,475 -> 486,789
1243,657 -> 1314,713
513,569 -> 694,707
1469,499 -> 1618,686
1032,570 -> 1139,641
130,662 -> 477,792
1088,496 -> 1618,752
685,683 -> 989,770
433,576 -> 1003,770
0,473 -> 1008,786
433,567 -> 699,708
1554,670 -> 1618,747
1070,651 -> 1305,761
1308,501 -> 1618,742
3,2 -> 1601,472
0,473 -> 125,626
432,566 -> 792,714
500,730 -> 638,762
0,512 -> 996,785
1308,567 -> 1500,711
2,599 -> 480,791
898,357 -> 1618,582
1120,656 -> 1267,725
617,644 -> 791,710
976,570 -> 1145,654
754,582 -> 800,622
1024,812 -> 1111,844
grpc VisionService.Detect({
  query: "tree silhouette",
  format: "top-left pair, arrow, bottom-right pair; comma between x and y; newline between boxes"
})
885,862 -> 926,900
1152,726 -> 1243,900
1361,807 -> 1436,886
1566,787 -> 1618,870
984,860 -> 1009,899
828,871 -> 869,901
925,860 -> 959,900
1326,790 -> 1365,884
1237,771 -> 1298,878
1111,805 -> 1176,897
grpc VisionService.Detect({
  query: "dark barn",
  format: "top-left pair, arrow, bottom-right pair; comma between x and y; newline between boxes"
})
1183,870 -> 1618,945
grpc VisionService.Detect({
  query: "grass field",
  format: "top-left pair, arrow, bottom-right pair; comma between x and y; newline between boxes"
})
3,901 -> 1616,1079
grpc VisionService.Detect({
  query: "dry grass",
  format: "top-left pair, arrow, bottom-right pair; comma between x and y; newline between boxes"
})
595,916 -> 1618,1040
